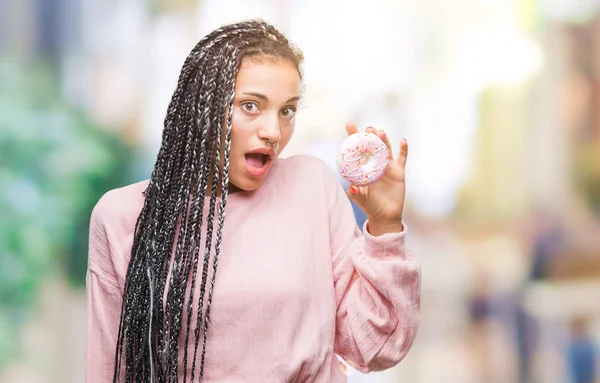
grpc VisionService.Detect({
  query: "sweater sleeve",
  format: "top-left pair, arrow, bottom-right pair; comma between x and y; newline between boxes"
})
86,202 -> 124,382
324,165 -> 421,373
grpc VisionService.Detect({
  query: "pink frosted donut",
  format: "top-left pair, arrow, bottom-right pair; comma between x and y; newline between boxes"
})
338,132 -> 390,186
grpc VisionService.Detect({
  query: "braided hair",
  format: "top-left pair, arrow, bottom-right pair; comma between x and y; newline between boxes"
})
113,19 -> 303,383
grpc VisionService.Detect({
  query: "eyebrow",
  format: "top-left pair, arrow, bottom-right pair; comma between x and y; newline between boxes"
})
241,92 -> 300,104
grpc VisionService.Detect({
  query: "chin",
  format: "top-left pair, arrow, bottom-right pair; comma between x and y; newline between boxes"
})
229,178 -> 262,192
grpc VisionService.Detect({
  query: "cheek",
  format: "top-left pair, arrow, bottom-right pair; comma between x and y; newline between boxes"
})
229,110 -> 254,136
228,115 -> 256,162
228,113 -> 246,148
277,123 -> 295,152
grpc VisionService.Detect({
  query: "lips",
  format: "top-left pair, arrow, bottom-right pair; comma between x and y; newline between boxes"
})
244,147 -> 275,177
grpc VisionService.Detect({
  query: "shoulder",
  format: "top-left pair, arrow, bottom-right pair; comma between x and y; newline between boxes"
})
275,154 -> 338,181
271,154 -> 343,200
88,180 -> 148,288
91,179 -> 149,234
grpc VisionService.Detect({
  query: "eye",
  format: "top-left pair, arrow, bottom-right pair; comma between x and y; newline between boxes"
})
280,106 -> 296,119
241,102 -> 260,113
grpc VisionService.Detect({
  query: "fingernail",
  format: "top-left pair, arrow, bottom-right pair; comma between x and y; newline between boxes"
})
349,186 -> 357,194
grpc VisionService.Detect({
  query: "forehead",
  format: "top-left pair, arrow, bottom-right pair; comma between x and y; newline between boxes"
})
235,58 -> 300,98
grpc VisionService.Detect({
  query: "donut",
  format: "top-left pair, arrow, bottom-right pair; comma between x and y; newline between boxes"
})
338,132 -> 390,186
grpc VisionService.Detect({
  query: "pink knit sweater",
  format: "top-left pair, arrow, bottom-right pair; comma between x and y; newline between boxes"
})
86,154 -> 420,382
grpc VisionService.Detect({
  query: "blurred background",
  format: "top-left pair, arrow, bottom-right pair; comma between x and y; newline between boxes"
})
1,0 -> 600,382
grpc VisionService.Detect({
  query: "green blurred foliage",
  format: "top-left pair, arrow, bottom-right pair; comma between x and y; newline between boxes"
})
0,58 -> 137,367
575,141 -> 600,216
148,0 -> 199,15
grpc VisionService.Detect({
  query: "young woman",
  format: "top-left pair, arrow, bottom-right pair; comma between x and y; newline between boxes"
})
86,19 -> 420,383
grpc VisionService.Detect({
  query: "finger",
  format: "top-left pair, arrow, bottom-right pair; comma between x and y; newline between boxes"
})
398,138 -> 408,167
376,129 -> 395,161
347,184 -> 367,207
345,121 -> 359,136
366,126 -> 394,161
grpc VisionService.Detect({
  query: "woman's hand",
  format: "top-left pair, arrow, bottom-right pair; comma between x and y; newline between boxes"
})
345,122 -> 408,235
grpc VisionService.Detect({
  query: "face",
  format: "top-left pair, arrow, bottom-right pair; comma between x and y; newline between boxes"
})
227,57 -> 301,191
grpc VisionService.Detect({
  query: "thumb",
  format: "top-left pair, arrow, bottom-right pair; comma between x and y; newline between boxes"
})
347,185 -> 367,207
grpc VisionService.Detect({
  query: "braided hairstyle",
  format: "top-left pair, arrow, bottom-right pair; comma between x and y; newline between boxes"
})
113,19 -> 303,383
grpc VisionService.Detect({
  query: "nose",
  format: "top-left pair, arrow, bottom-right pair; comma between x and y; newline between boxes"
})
258,113 -> 281,143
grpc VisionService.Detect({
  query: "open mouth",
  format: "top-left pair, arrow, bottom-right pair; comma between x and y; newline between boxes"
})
244,150 -> 275,177
245,153 -> 270,168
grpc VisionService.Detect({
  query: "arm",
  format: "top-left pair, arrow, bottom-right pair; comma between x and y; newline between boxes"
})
326,167 -> 421,373
86,204 -> 123,382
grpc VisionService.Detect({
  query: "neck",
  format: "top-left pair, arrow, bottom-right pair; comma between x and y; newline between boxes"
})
228,183 -> 243,194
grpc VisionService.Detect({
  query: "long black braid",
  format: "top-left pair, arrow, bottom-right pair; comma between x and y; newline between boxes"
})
112,20 -> 304,383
